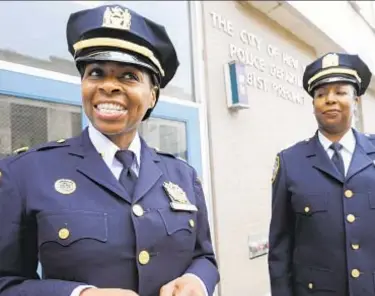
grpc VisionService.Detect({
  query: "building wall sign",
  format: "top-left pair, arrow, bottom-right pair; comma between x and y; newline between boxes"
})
224,61 -> 250,109
210,11 -> 308,106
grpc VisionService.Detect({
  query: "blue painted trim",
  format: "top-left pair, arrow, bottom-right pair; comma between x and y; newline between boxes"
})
0,69 -> 82,106
0,69 -> 202,176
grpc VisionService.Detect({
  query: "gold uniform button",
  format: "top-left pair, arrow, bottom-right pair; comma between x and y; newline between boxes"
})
345,190 -> 353,198
58,228 -> 70,240
308,283 -> 314,289
0,171 -> 2,178
304,206 -> 310,213
351,269 -> 360,278
132,204 -> 144,217
189,219 -> 195,228
139,250 -> 150,265
347,214 -> 356,223
352,244 -> 360,250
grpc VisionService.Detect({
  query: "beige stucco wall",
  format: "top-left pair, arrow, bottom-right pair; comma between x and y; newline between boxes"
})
201,2 -> 322,295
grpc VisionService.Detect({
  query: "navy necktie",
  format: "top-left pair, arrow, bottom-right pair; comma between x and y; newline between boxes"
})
115,150 -> 137,196
330,143 -> 345,176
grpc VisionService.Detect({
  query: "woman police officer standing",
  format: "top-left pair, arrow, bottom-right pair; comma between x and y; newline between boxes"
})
0,4 -> 219,296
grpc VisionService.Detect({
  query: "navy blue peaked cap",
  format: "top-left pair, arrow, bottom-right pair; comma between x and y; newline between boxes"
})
303,52 -> 372,96
66,4 -> 179,89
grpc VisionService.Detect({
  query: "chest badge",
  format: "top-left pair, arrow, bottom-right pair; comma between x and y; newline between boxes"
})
163,181 -> 197,212
55,179 -> 77,195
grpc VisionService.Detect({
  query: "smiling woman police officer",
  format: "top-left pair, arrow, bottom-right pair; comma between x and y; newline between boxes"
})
268,52 -> 375,296
0,4 -> 219,296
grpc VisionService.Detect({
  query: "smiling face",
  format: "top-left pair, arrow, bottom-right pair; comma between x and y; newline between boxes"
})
313,82 -> 358,136
81,61 -> 156,145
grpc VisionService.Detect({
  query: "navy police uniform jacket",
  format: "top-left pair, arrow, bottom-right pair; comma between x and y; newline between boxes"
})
0,129 -> 219,296
268,129 -> 375,296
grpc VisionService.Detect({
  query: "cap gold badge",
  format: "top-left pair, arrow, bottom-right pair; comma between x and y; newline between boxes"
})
322,53 -> 339,69
102,6 -> 131,31
271,155 -> 280,183
54,179 -> 76,195
163,181 -> 198,212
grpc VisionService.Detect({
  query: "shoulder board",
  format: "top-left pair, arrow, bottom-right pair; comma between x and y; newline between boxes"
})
280,137 -> 311,153
176,156 -> 187,162
13,138 -> 69,155
156,151 -> 188,162
36,138 -> 70,151
293,137 -> 312,146
154,149 -> 176,158
13,146 -> 29,155
155,149 -> 190,163
365,133 -> 375,139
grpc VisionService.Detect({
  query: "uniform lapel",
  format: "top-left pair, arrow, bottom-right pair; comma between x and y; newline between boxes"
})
69,128 -> 132,203
306,132 -> 345,183
133,139 -> 163,203
346,130 -> 375,181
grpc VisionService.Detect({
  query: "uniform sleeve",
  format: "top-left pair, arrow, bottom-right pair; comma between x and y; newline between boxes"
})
184,169 -> 219,296
267,153 -> 294,296
0,160 -> 85,296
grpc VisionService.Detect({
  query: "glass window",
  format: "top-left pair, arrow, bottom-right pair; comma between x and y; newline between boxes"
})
140,117 -> 187,161
0,95 -> 82,159
353,97 -> 364,132
0,1 -> 193,101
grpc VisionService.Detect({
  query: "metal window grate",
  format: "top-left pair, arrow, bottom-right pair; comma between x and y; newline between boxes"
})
0,95 -> 187,161
0,95 -> 82,159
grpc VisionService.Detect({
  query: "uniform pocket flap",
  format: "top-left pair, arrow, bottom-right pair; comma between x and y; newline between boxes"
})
293,194 -> 328,214
37,211 -> 108,247
294,266 -> 335,291
158,208 -> 194,235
